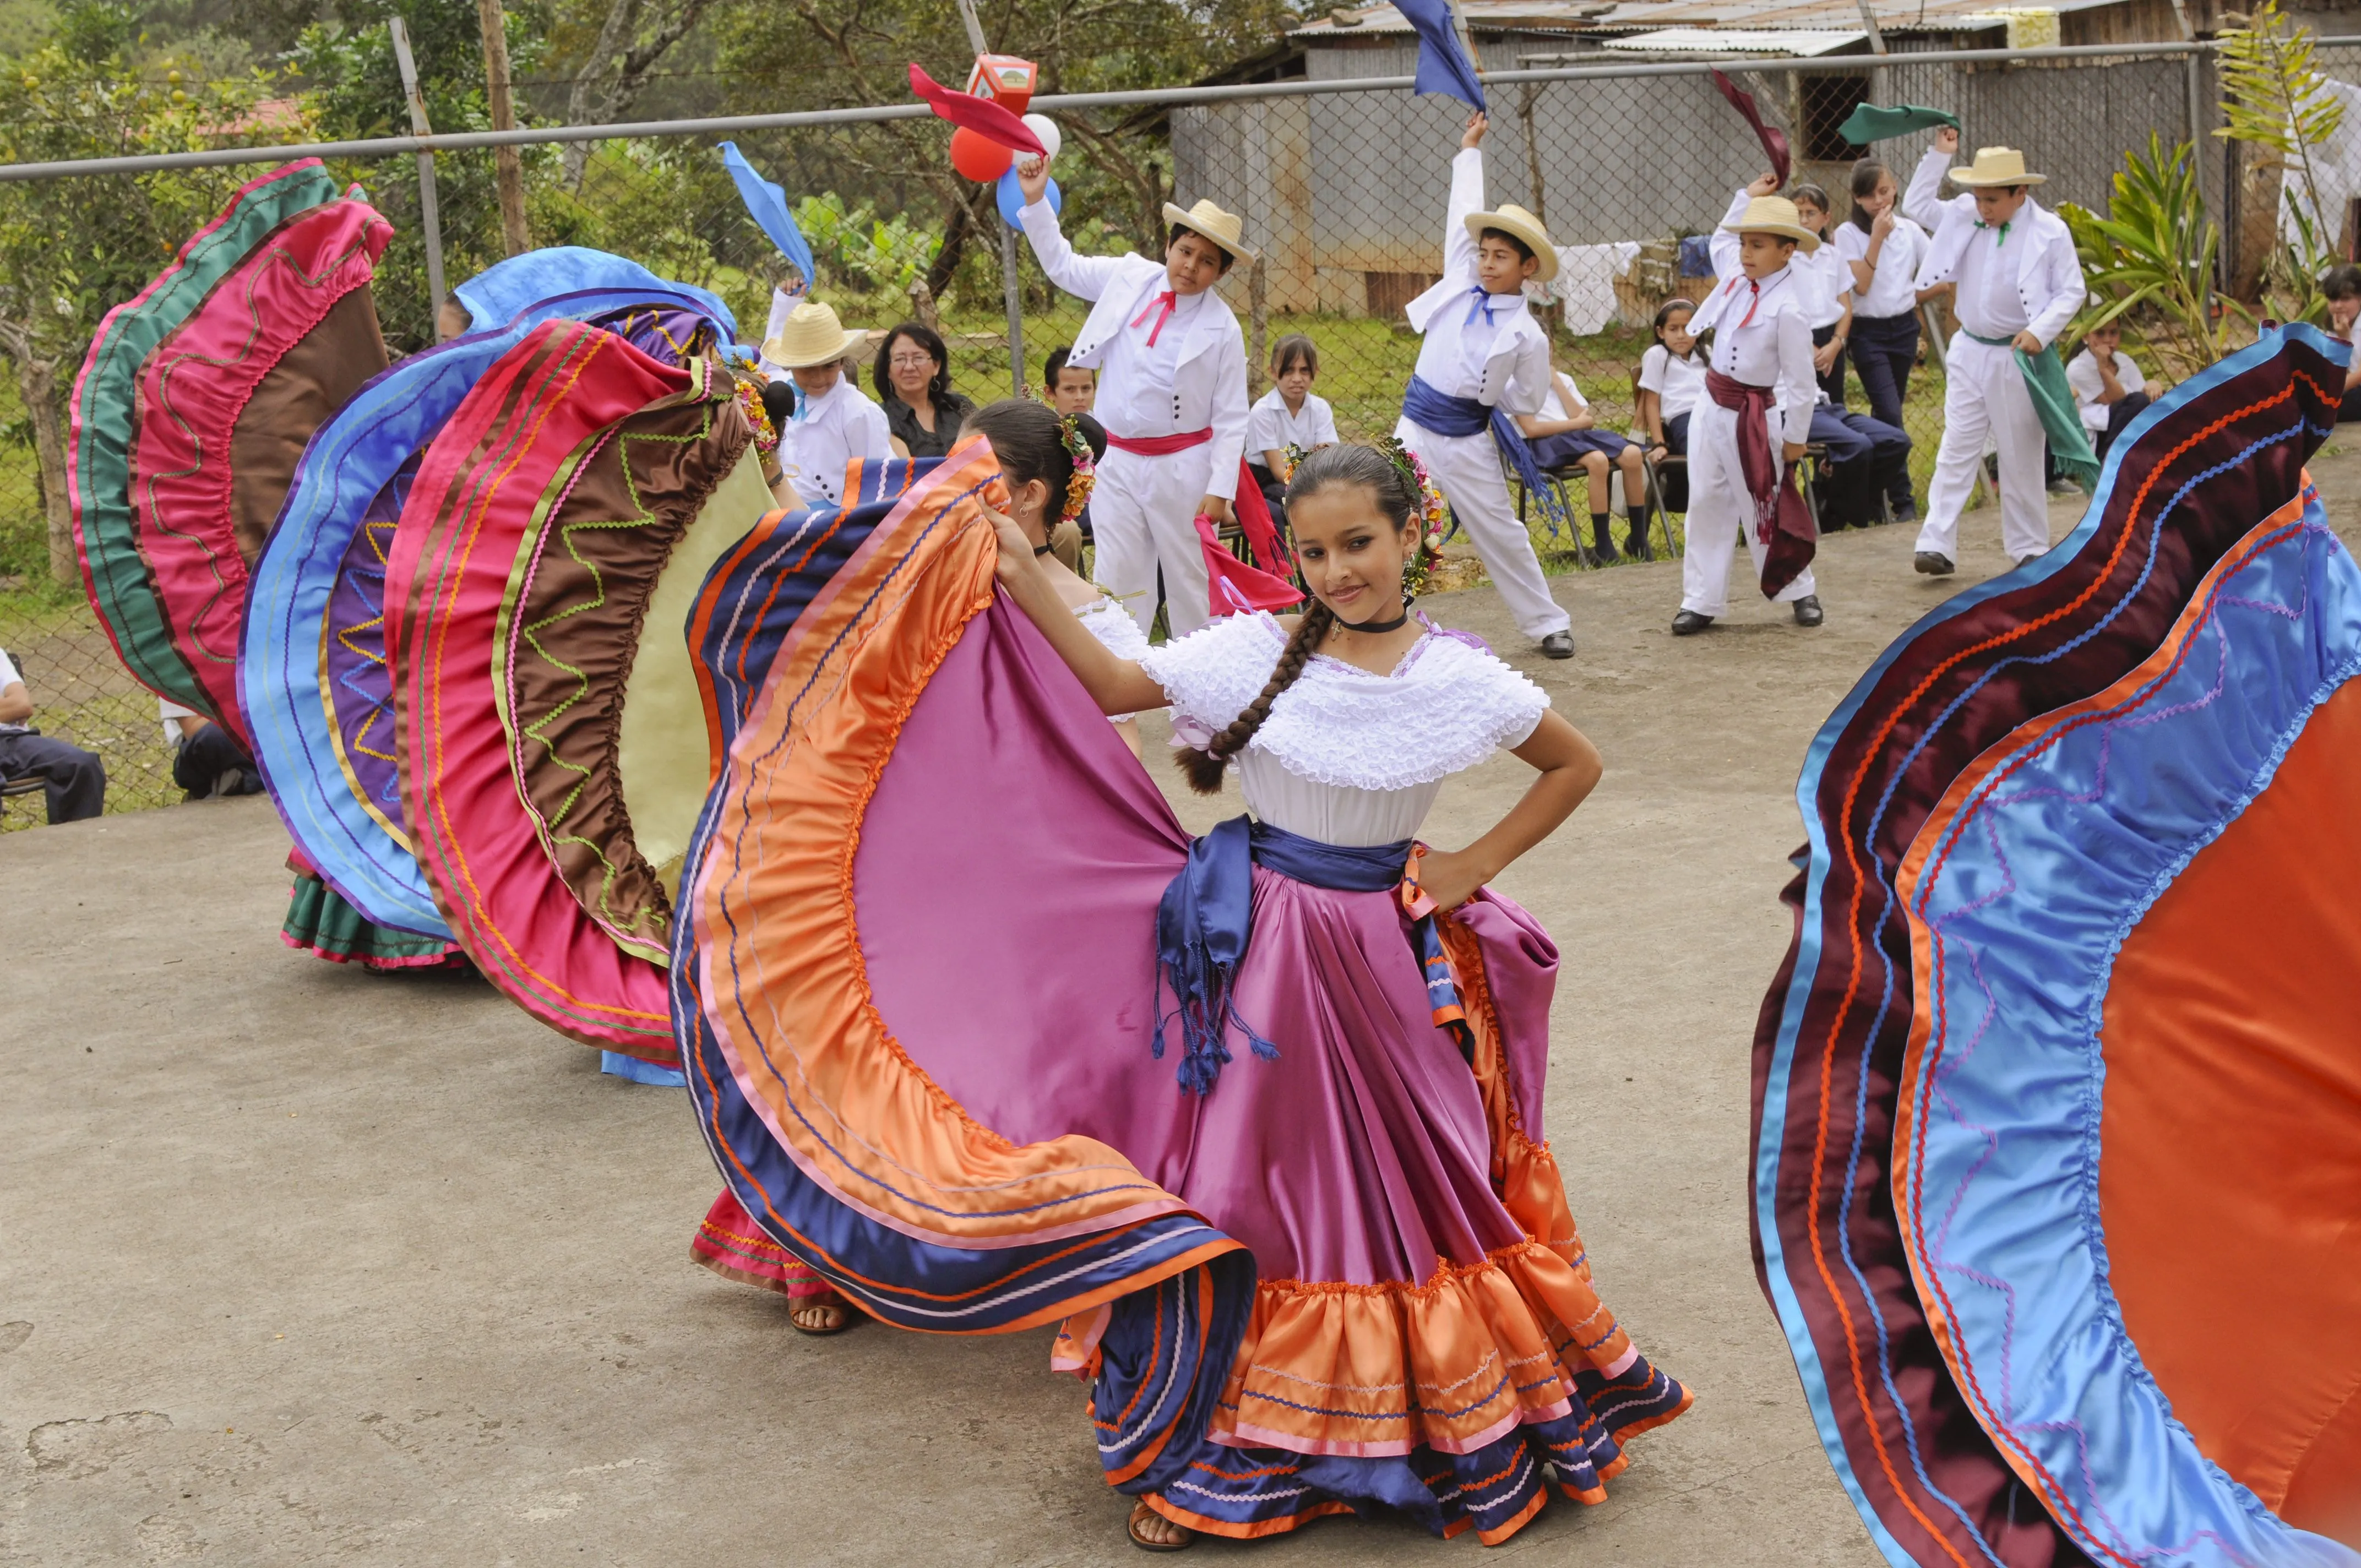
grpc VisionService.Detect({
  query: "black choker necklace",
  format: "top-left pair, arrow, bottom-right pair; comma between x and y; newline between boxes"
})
1032,542 -> 1056,557
1336,608 -> 1410,635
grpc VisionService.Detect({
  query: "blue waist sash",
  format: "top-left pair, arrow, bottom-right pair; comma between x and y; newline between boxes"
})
1154,816 -> 1467,1093
1400,374 -> 1570,538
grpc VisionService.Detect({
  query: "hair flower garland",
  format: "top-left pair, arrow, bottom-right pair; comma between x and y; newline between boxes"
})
734,375 -> 780,455
1057,413 -> 1097,526
1379,437 -> 1450,598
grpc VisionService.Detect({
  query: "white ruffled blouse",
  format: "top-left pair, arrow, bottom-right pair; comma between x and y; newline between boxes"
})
1136,611 -> 1549,847
1075,596 -> 1151,721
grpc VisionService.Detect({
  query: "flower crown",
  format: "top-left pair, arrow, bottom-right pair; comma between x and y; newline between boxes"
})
1057,413 -> 1097,526
1380,437 -> 1449,539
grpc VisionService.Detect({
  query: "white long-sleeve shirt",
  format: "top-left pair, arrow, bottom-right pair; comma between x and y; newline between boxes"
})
1905,147 -> 2085,346
1694,188 -> 1816,444
776,375 -> 893,507
1018,200 -> 1248,499
1402,149 -> 1551,417
1832,215 -> 1930,319
1793,241 -> 1851,330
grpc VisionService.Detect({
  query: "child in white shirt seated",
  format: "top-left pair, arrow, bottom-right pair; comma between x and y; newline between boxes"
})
1518,358 -> 1649,562
1244,333 -> 1339,524
2065,320 -> 2151,462
1636,299 -> 1705,514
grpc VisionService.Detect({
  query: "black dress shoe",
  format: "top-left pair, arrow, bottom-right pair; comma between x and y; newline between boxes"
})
1539,631 -> 1576,660
1892,500 -> 1918,524
1623,530 -> 1651,560
1792,595 -> 1824,627
1914,551 -> 1955,576
1670,610 -> 1713,636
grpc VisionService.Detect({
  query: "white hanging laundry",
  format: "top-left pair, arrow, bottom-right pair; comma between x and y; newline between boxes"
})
1532,242 -> 1642,335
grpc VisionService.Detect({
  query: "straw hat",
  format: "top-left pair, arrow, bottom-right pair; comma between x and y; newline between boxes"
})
1161,198 -> 1258,264
1948,146 -> 2047,188
1721,195 -> 1822,253
763,300 -> 871,369
1463,203 -> 1561,283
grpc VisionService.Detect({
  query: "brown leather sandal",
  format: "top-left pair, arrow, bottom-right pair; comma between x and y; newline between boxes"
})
1127,1499 -> 1194,1553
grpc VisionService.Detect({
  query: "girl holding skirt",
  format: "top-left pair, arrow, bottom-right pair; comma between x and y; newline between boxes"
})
677,440 -> 1690,1551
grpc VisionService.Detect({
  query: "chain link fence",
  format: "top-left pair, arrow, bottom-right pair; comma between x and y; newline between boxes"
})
0,39 -> 2253,827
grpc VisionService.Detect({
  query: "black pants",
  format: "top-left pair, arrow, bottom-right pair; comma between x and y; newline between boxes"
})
1849,313 -> 1922,511
1811,323 -> 1848,409
2091,391 -> 2152,462
172,722 -> 263,799
0,729 -> 106,823
1245,460 -> 1291,539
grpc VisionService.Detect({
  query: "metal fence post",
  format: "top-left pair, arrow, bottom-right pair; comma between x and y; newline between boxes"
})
950,0 -> 1028,395
388,19 -> 448,328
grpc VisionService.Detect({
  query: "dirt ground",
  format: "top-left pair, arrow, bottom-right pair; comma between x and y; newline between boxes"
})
7,451 -> 2357,1568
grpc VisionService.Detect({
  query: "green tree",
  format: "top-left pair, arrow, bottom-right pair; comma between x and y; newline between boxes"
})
0,0 -> 312,584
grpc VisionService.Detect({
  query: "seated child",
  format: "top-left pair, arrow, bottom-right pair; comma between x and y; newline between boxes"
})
1636,298 -> 1703,515
2326,265 -> 2361,423
2065,320 -> 2151,461
1043,345 -> 1097,415
1808,396 -> 1912,531
1244,333 -> 1339,529
1520,360 -> 1647,562
1041,345 -> 1098,561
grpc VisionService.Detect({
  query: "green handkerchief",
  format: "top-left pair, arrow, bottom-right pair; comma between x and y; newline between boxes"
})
2016,343 -> 2101,493
1837,103 -> 1964,146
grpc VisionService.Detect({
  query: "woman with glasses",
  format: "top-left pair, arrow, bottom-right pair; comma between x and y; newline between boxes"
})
873,321 -> 977,460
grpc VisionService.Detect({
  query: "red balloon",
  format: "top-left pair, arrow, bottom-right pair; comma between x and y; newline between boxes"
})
949,126 -> 1013,183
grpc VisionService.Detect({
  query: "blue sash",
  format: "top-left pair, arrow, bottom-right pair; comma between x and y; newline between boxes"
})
1154,816 -> 1468,1093
1400,373 -> 1571,539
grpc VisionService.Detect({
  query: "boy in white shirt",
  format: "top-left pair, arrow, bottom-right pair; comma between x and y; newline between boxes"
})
2065,320 -> 2151,462
1014,157 -> 1252,636
1396,111 -> 1574,660
1904,130 -> 2090,573
1673,178 -> 1824,636
765,300 -> 894,508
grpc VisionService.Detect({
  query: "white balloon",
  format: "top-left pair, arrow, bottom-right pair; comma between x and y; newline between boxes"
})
1021,113 -> 1062,164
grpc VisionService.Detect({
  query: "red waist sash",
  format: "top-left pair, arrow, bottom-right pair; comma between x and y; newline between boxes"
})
1105,427 -> 1212,457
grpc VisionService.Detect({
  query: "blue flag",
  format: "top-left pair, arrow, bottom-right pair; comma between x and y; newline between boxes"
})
719,141 -> 818,292
1395,0 -> 1484,110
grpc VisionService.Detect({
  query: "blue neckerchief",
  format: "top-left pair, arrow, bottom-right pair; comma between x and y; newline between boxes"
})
1462,284 -> 1501,327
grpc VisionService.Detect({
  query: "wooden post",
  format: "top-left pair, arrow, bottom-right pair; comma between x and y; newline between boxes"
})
476,0 -> 531,257
389,18 -> 448,323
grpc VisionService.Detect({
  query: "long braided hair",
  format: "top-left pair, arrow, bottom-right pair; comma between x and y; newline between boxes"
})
1173,443 -> 1422,795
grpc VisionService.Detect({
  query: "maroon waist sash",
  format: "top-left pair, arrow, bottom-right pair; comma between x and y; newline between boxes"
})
1705,368 -> 1816,597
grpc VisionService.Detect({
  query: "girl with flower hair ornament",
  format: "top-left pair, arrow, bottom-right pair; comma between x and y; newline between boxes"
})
978,439 -> 1693,1550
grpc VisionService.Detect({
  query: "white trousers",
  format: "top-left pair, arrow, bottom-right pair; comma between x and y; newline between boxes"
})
1092,445 -> 1216,637
1918,335 -> 2053,564
1680,400 -> 1818,617
1395,420 -> 1570,640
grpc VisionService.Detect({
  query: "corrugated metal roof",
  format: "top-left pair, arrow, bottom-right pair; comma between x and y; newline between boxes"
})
1596,25 -> 1868,51
1288,0 -> 2108,38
